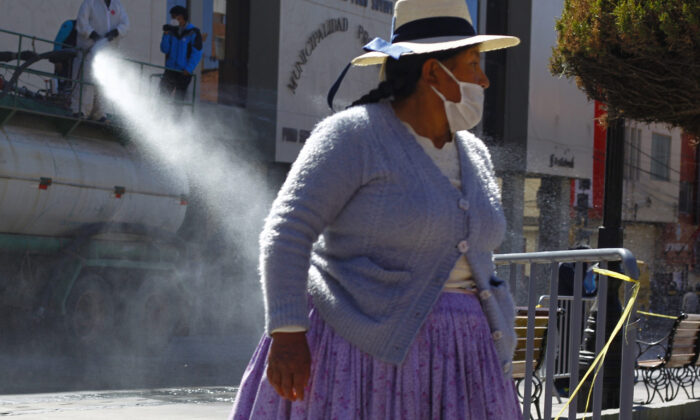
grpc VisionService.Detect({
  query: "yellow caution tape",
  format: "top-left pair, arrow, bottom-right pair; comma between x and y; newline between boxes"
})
555,267 -> 639,420
637,310 -> 678,320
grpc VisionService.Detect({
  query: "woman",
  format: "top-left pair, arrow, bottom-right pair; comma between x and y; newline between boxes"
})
230,0 -> 522,418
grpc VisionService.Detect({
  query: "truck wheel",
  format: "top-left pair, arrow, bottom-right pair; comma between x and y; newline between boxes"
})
126,278 -> 188,353
64,274 -> 115,348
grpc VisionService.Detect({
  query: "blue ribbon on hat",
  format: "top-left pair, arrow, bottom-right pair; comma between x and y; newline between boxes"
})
326,40 -> 411,109
327,16 -> 477,109
363,37 -> 413,60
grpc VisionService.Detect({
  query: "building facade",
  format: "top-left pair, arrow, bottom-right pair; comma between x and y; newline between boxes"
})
482,0 -> 698,313
3,0 -> 695,315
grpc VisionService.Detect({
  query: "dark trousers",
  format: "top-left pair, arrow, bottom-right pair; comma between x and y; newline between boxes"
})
159,70 -> 192,103
54,59 -> 73,94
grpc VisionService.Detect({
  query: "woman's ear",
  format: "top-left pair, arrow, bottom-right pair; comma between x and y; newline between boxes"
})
421,58 -> 441,86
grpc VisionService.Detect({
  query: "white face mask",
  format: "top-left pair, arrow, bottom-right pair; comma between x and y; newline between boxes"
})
170,18 -> 179,26
430,61 -> 484,133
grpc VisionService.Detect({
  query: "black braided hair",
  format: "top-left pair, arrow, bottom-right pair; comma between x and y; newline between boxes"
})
351,79 -> 395,107
351,45 -> 474,107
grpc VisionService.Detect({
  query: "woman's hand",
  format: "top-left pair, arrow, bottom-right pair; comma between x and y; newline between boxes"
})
267,332 -> 311,401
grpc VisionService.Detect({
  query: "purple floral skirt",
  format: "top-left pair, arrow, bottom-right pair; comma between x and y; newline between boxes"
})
229,293 -> 522,419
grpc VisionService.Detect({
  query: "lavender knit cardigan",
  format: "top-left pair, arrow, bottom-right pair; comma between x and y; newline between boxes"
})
259,102 -> 517,377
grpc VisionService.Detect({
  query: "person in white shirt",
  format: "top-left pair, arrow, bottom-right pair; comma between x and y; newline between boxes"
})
682,284 -> 699,314
71,0 -> 129,122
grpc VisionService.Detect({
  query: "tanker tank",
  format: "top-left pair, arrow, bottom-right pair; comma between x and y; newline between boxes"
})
0,126 -> 188,237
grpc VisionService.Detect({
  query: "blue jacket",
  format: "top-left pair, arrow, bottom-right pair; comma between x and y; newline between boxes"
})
160,23 -> 202,74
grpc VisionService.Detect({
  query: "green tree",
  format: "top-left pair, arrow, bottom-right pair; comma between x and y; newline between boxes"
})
551,0 -> 700,135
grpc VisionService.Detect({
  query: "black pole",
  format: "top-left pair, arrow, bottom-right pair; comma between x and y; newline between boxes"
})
578,117 -> 625,410
598,117 -> 625,249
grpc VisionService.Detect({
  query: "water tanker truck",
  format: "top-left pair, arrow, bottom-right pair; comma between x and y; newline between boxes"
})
0,30 -> 194,351
0,125 -> 192,349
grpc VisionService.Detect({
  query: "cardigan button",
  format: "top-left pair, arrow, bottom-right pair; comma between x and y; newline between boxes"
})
479,289 -> 492,300
458,198 -> 470,210
492,330 -> 503,341
457,240 -> 469,253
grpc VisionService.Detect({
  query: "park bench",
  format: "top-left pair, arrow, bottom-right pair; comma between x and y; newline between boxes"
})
671,313 -> 700,399
513,307 -> 556,420
636,312 -> 700,403
690,325 -> 700,399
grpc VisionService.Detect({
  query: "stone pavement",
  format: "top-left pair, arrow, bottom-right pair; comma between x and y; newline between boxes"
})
0,387 -> 236,419
1,379 -> 699,419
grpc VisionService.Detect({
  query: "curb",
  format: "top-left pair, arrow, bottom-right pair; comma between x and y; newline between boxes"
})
591,399 -> 700,420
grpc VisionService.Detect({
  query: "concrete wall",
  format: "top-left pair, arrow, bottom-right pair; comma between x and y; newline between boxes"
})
524,177 -> 541,221
273,0 -> 392,163
525,0 -> 594,179
485,0 -> 531,174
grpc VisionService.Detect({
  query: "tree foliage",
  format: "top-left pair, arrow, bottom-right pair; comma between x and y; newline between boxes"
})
551,0 -> 700,135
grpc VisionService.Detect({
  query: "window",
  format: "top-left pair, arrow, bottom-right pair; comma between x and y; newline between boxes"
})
650,133 -> 671,181
199,0 -> 228,103
624,127 -> 641,180
197,0 -> 250,106
679,181 -> 693,215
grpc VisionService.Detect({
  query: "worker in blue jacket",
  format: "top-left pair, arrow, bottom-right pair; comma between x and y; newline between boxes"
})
160,6 -> 202,103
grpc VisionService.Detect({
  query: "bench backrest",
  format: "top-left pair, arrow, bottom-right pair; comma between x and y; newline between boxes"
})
680,313 -> 700,368
666,313 -> 700,368
513,307 -> 552,379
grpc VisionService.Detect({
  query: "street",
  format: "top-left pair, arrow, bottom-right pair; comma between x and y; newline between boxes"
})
0,327 -> 256,396
0,333 -> 242,418
0,388 -> 235,419
2,373 -> 700,419
1,324 -> 699,419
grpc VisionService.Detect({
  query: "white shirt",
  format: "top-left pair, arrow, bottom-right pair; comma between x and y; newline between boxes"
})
403,123 -> 476,293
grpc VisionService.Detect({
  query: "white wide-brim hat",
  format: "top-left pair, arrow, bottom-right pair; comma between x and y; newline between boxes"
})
351,0 -> 520,66
327,0 -> 520,108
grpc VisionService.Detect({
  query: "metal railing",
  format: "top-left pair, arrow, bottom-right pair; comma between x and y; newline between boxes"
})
538,295 -> 597,380
494,248 -> 639,420
0,27 -> 196,131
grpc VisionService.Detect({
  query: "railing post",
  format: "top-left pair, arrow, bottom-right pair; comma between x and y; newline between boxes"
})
509,262 -> 517,299
568,262 -> 584,418
560,299 -> 570,379
592,261 -> 609,419
543,262 -> 560,419
522,263 -> 538,419
77,49 -> 86,117
16,34 -> 22,71
619,279 -> 637,419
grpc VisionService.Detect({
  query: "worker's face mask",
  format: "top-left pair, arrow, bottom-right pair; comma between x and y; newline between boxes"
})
430,61 -> 484,133
170,18 -> 179,27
